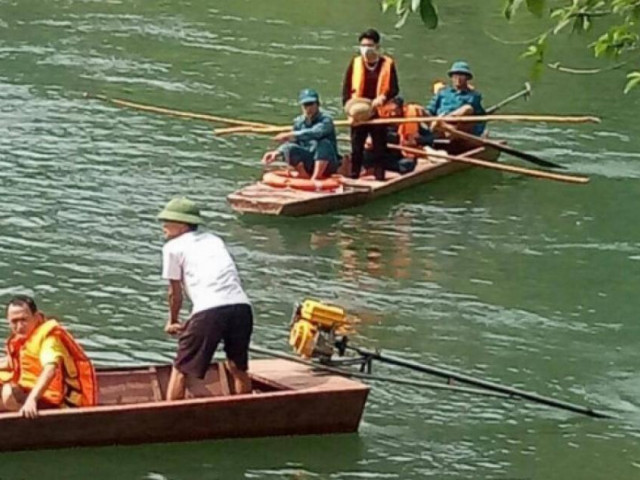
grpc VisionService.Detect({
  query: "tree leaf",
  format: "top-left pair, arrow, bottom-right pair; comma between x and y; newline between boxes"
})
623,71 -> 640,94
395,8 -> 411,28
553,18 -> 572,34
526,0 -> 545,17
503,0 -> 525,20
419,0 -> 438,29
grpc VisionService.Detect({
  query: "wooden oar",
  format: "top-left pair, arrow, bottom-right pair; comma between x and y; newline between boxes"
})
84,93 -> 271,127
214,114 -> 601,135
486,82 -> 532,114
345,345 -> 612,418
440,123 -> 565,170
388,144 -> 589,184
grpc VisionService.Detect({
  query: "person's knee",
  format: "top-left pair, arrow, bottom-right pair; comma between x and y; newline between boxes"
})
454,105 -> 474,116
2,383 -> 23,411
278,143 -> 296,164
315,139 -> 336,160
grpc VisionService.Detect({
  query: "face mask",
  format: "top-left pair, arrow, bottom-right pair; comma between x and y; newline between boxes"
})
360,46 -> 377,58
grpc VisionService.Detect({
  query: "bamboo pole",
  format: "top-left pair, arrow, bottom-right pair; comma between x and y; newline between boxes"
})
84,93 -> 271,127
388,144 -> 589,185
214,114 -> 601,135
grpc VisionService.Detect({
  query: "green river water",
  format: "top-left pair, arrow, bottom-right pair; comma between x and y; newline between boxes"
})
1,0 -> 639,478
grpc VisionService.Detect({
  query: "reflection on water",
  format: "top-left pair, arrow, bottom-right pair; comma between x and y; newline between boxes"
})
309,210 -> 427,282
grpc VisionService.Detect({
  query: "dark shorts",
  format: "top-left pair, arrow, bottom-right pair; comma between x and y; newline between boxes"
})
174,304 -> 253,379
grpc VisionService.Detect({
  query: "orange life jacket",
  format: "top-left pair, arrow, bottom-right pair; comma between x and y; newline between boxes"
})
7,319 -> 97,407
397,103 -> 426,159
351,55 -> 394,114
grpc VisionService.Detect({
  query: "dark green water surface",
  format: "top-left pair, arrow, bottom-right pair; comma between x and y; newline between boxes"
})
1,1 -> 639,478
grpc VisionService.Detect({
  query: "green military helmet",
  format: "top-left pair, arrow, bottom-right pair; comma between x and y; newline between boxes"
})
447,61 -> 473,79
298,88 -> 320,105
157,197 -> 204,225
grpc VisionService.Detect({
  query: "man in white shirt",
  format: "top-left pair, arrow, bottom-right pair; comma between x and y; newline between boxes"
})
157,197 -> 253,399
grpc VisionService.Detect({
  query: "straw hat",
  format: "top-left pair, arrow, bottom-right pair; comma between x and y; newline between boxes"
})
344,97 -> 373,122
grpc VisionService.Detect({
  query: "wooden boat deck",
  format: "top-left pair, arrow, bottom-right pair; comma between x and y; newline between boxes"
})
0,359 -> 369,452
228,145 -> 501,216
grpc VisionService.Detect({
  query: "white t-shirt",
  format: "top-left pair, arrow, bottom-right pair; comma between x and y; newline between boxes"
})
161,231 -> 250,314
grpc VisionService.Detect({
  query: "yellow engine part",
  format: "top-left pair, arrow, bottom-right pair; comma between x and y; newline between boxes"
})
289,319 -> 319,359
299,299 -> 347,329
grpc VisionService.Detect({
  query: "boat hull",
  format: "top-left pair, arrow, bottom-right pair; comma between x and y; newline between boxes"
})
227,145 -> 501,216
0,359 -> 369,452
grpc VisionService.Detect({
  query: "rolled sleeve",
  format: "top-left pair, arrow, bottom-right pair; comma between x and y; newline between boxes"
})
162,244 -> 182,281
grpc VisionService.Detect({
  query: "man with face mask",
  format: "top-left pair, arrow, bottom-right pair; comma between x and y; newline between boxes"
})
426,61 -> 486,137
342,28 -> 400,181
262,88 -> 340,180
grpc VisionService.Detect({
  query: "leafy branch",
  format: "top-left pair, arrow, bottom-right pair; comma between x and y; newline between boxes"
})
380,0 -> 640,92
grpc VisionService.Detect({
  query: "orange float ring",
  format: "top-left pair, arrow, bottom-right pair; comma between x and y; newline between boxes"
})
262,170 -> 342,192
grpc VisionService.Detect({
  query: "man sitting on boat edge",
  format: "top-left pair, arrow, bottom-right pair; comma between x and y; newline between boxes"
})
362,96 -> 434,176
426,61 -> 486,137
0,295 -> 97,418
158,197 -> 253,400
261,88 -> 340,181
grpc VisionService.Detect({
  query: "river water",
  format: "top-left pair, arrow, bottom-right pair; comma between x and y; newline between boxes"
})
1,0 -> 639,478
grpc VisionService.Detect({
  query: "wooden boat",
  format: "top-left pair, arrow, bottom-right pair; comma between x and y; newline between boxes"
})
228,143 -> 501,217
0,358 -> 369,452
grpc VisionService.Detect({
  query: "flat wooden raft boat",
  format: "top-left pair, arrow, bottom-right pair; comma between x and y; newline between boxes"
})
228,144 -> 501,216
0,358 -> 369,452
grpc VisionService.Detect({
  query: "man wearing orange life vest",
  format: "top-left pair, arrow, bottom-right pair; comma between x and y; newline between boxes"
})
342,28 -> 400,180
0,295 -> 96,418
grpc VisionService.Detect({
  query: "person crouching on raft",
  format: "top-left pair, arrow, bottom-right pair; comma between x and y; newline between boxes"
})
261,88 -> 340,181
0,295 -> 96,418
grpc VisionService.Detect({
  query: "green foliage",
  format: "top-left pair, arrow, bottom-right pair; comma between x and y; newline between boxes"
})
381,0 -> 438,29
624,71 -> 640,93
380,0 -> 640,92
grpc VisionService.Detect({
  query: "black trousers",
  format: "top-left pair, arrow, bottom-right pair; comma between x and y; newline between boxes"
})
350,123 -> 387,180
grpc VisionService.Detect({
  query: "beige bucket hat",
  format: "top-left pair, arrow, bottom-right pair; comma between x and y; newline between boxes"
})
344,97 -> 373,122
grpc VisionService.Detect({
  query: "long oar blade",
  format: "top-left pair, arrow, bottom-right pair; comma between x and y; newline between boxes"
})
348,346 -> 613,419
441,124 -> 566,170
